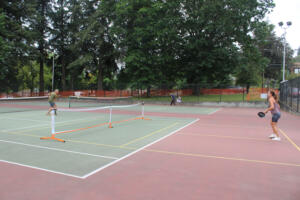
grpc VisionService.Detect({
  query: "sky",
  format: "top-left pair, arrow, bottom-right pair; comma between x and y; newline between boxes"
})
265,0 -> 300,56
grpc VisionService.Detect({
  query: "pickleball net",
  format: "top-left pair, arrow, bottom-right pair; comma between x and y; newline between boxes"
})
40,102 -> 149,143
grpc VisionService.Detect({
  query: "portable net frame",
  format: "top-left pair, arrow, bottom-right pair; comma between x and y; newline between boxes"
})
40,102 -> 149,143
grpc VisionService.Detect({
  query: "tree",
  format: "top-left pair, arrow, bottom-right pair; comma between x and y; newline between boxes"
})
113,0 -> 275,92
236,46 -> 269,92
114,0 -> 184,93
49,0 -> 72,91
0,1 -> 35,92
68,0 -> 118,90
30,0 -> 52,93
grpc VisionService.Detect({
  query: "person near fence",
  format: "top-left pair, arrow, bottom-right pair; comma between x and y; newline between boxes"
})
264,90 -> 281,141
170,94 -> 176,106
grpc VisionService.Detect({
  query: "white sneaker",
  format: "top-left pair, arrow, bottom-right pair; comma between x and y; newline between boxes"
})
272,137 -> 281,141
269,134 -> 276,138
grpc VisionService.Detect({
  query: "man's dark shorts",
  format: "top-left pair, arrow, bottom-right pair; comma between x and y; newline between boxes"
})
49,102 -> 55,107
272,113 -> 281,122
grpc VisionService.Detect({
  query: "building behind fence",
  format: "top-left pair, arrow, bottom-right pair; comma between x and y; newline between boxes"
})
280,77 -> 300,113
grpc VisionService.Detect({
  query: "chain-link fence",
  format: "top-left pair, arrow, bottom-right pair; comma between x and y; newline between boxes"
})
280,77 -> 300,113
1,84 -> 271,103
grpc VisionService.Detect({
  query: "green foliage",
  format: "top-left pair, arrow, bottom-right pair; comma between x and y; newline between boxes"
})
0,0 -> 282,94
293,55 -> 300,62
67,0 -> 118,90
16,62 -> 52,92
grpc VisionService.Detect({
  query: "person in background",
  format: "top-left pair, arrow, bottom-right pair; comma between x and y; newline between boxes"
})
170,94 -> 176,106
176,96 -> 182,104
47,89 -> 59,115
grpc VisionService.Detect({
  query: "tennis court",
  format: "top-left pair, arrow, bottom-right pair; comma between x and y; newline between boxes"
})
0,97 -> 300,200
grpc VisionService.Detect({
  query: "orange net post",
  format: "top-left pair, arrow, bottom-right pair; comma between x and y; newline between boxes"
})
40,110 -> 65,143
40,134 -> 65,143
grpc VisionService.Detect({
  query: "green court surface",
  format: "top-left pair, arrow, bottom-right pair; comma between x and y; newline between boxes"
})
0,104 -> 217,178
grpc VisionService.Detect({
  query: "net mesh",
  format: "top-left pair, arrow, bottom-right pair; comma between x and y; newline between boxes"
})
68,96 -> 134,108
52,102 -> 144,136
0,96 -> 49,113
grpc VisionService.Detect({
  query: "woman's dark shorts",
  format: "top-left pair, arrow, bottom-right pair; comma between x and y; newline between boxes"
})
49,102 -> 55,107
272,113 -> 281,122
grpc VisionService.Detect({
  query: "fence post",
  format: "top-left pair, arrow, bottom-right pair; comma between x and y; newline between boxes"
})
298,78 -> 300,112
197,84 -> 200,103
285,83 -> 288,109
242,88 -> 245,102
290,82 -> 293,110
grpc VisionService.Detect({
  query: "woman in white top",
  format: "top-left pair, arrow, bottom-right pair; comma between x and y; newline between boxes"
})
264,90 -> 281,141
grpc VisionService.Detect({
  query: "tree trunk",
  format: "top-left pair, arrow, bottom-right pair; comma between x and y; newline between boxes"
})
147,86 -> 151,97
38,1 -> 46,95
246,84 -> 250,94
61,54 -> 66,91
39,56 -> 44,95
60,0 -> 66,91
97,64 -> 103,90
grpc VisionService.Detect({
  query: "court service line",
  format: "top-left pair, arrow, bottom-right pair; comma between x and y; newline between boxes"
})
0,159 -> 83,179
192,123 -> 268,129
3,117 -> 49,123
81,118 -> 200,179
144,149 -> 300,167
120,122 -> 179,147
67,137 -> 300,168
279,128 -> 300,152
0,131 -> 41,138
0,139 -> 118,160
1,116 -> 103,132
208,108 -> 222,115
176,133 -> 269,141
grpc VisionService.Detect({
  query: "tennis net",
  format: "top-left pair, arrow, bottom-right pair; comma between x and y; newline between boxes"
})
68,96 -> 134,108
0,96 -> 49,113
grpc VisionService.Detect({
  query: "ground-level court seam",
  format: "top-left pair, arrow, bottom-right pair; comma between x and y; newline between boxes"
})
0,139 -> 118,160
81,118 -> 200,179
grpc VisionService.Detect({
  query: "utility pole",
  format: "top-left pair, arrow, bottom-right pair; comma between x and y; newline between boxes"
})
278,21 -> 292,82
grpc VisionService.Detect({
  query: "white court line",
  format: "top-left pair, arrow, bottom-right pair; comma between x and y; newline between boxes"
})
0,139 -> 118,160
1,116 -> 102,132
208,108 -> 222,115
0,159 -> 83,179
1,124 -> 49,132
3,117 -> 49,123
81,118 -> 200,179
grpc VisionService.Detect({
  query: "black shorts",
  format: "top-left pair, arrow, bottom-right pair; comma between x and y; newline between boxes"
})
49,102 -> 56,107
272,113 -> 281,122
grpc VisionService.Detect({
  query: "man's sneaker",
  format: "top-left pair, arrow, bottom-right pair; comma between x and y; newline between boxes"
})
269,134 -> 276,138
272,137 -> 281,141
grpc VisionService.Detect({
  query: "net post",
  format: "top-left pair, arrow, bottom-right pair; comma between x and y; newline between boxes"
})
68,96 -> 71,108
142,101 -> 145,120
108,106 -> 113,128
40,109 -> 65,143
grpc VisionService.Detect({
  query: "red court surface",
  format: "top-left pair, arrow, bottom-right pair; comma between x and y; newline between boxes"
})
1,107 -> 300,200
